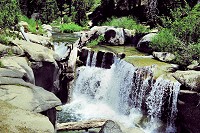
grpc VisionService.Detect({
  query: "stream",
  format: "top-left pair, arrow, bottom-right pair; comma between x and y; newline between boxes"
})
53,32 -> 180,133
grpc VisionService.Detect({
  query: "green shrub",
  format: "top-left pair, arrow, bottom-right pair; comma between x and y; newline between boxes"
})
20,15 -> 43,34
60,23 -> 84,33
0,33 -> 9,45
162,4 -> 200,44
0,0 -> 21,28
152,4 -> 200,68
101,17 -> 149,33
87,35 -> 104,47
151,28 -> 177,52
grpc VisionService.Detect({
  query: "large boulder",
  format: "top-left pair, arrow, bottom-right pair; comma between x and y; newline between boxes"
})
187,60 -> 200,71
104,28 -> 125,45
12,39 -> 59,62
0,100 -> 54,133
0,78 -> 61,112
99,120 -> 123,133
173,70 -> 200,92
136,33 -> 157,53
0,57 -> 35,84
153,52 -> 175,62
0,43 -> 24,57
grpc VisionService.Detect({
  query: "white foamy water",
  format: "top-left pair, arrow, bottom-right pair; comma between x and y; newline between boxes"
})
60,56 -> 180,133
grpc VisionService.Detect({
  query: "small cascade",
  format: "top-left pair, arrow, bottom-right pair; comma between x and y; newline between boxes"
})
60,56 -> 180,132
86,51 -> 91,66
91,52 -> 97,67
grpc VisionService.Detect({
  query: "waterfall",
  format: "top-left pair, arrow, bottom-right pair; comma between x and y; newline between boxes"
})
60,55 -> 180,132
86,50 -> 91,66
91,52 -> 97,67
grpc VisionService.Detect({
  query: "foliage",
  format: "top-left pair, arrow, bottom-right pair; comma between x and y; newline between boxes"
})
20,15 -> 43,34
102,17 -> 149,33
0,0 -> 21,28
0,33 -> 9,45
60,23 -> 84,33
151,4 -> 200,67
151,28 -> 177,52
87,35 -> 104,47
72,0 -> 88,26
0,29 -> 20,45
40,0 -> 59,23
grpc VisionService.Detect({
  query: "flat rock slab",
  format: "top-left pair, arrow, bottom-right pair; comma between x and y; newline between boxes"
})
0,81 -> 61,112
12,39 -> 60,62
57,119 -> 107,131
0,100 -> 54,133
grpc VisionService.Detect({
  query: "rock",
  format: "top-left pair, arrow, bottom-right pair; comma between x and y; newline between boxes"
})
0,43 -> 24,57
99,120 -> 123,133
19,32 -> 52,46
42,24 -> 52,32
0,82 -> 61,112
31,13 -> 40,20
90,26 -> 114,35
42,24 -> 53,37
0,100 -> 54,133
117,53 -> 126,59
136,33 -> 157,53
177,90 -> 200,133
12,39 -> 60,62
0,56 -> 35,84
101,52 -> 114,69
153,52 -> 175,62
31,61 -> 60,94
173,70 -> 200,92
0,68 -> 24,79
187,60 -> 200,71
104,28 -> 125,45
18,21 -> 29,32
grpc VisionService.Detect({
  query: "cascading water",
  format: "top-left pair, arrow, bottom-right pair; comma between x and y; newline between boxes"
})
59,52 -> 180,133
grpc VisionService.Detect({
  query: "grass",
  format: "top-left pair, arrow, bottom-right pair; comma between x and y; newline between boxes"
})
87,35 -> 104,47
101,16 -> 149,33
19,15 -> 43,34
0,33 -> 9,45
60,23 -> 85,33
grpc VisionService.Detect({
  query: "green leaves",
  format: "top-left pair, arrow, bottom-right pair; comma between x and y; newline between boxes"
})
60,23 -> 84,33
0,0 -> 21,28
102,16 -> 149,33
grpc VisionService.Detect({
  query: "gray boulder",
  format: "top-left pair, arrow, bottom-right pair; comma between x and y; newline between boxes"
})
12,39 -> 60,62
173,70 -> 200,92
104,27 -> 125,45
136,33 -> 157,53
187,60 -> 200,71
0,78 -> 61,112
0,56 -> 35,84
153,52 -> 175,62
99,120 -> 123,133
0,100 -> 54,133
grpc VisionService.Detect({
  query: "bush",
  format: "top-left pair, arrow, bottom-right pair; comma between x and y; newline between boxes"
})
151,28 -> 177,52
87,35 -> 104,47
60,23 -> 84,33
0,33 -> 9,45
0,0 -> 21,28
20,15 -> 43,34
151,4 -> 200,68
101,17 -> 149,33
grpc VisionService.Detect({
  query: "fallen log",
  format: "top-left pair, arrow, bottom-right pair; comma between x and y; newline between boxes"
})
57,119 -> 107,131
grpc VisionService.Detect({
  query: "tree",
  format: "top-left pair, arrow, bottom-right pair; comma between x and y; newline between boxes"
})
72,0 -> 87,26
0,0 -> 21,28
